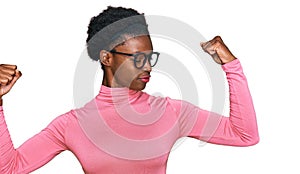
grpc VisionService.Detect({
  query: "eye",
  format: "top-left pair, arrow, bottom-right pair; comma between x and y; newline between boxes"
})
134,53 -> 145,62
149,54 -> 155,60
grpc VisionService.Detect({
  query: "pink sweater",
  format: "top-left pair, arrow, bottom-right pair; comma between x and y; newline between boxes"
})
0,59 -> 259,174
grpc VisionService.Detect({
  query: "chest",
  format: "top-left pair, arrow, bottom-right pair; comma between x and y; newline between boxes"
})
68,101 -> 181,173
68,127 -> 171,174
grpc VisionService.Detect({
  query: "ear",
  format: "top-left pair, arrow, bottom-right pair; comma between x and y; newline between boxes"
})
99,50 -> 113,67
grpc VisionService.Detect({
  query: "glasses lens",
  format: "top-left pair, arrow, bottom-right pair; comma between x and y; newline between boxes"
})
134,53 -> 146,69
150,53 -> 159,67
133,52 -> 159,69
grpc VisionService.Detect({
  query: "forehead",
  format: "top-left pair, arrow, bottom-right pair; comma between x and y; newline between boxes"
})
114,35 -> 153,52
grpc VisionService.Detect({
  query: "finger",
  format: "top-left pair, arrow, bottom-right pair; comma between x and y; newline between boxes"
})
0,78 -> 10,86
201,36 -> 219,47
15,69 -> 22,78
0,73 -> 14,83
201,36 -> 223,48
200,41 -> 207,48
0,65 -> 17,76
200,38 -> 224,64
200,41 -> 213,54
0,69 -> 22,85
0,70 -> 22,89
0,75 -> 14,86
0,64 -> 17,70
213,36 -> 224,43
4,70 -> 22,88
202,37 -> 220,50
212,36 -> 232,56
212,53 -> 223,64
203,40 -> 221,55
0,73 -> 13,85
200,40 -> 212,50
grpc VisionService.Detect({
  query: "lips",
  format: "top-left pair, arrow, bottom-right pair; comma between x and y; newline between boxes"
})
138,74 -> 151,83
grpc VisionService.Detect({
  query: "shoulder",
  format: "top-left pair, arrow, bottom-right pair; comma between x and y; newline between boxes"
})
145,92 -> 195,114
45,109 -> 77,132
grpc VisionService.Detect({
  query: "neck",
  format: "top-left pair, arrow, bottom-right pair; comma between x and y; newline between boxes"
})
102,68 -> 114,88
102,68 -> 134,89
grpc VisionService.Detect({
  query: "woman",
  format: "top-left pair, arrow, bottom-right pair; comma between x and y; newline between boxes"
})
0,6 -> 259,174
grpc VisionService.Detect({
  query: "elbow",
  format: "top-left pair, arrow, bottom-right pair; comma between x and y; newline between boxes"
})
246,137 -> 260,146
241,134 -> 260,147
244,126 -> 260,146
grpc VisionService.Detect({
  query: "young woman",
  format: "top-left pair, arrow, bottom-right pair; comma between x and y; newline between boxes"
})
0,6 -> 259,174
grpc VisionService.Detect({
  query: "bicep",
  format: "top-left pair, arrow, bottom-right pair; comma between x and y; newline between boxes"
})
187,109 -> 243,146
185,108 -> 256,146
12,114 -> 70,173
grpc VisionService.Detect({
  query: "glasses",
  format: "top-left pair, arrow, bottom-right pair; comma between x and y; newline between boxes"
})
110,50 -> 160,69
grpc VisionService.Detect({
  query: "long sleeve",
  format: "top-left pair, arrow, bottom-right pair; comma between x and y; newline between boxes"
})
0,106 -> 70,174
0,58 -> 259,174
173,59 -> 259,146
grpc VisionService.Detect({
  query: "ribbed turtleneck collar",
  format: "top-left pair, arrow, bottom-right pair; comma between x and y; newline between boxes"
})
95,85 -> 143,106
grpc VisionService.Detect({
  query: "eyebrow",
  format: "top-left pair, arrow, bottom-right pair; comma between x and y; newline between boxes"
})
133,50 -> 153,54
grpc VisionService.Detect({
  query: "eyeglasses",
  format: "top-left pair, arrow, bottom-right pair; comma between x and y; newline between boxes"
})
109,50 -> 160,69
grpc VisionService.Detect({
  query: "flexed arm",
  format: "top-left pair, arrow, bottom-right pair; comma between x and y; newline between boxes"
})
0,64 -> 69,173
176,36 -> 259,146
201,36 -> 258,145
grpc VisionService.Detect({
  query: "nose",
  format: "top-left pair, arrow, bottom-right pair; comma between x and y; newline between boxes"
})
143,58 -> 152,72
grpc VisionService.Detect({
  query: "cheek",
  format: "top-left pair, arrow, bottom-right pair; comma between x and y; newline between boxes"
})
113,60 -> 139,84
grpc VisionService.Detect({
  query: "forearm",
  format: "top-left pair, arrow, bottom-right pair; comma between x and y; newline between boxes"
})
206,59 -> 259,146
0,106 -> 17,173
183,59 -> 259,146
226,59 -> 259,143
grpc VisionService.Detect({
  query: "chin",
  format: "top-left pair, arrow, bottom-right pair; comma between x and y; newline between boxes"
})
129,82 -> 147,91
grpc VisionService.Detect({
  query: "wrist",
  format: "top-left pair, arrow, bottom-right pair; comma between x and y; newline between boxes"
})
223,56 -> 237,64
0,95 -> 2,106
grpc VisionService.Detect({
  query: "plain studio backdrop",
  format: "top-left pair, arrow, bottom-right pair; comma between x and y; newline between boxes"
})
1,0 -> 299,173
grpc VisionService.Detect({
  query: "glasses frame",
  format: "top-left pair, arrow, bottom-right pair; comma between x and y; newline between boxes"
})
109,50 -> 160,69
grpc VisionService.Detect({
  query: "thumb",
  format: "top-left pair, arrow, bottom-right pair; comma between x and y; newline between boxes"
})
7,70 -> 22,89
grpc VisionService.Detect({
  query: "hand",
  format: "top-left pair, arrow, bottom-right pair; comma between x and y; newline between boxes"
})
0,64 -> 22,99
201,36 -> 236,65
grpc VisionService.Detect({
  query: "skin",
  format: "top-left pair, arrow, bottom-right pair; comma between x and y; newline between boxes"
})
200,36 -> 236,64
0,35 -> 236,106
100,35 -> 153,91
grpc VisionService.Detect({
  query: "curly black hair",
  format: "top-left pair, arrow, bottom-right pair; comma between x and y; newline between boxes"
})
86,6 -> 148,64
87,6 -> 141,43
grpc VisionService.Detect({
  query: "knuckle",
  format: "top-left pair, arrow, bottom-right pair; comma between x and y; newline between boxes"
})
8,75 -> 13,81
215,41 -> 222,47
8,65 -> 17,70
216,36 -> 224,43
0,78 -> 8,84
215,35 -> 221,40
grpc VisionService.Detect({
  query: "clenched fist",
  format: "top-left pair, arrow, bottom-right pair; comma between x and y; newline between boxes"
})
0,64 -> 22,101
201,36 -> 236,64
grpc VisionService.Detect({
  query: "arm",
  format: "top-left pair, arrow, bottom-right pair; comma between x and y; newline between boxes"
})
179,59 -> 259,146
0,107 -> 70,173
175,36 -> 259,146
0,64 -> 69,173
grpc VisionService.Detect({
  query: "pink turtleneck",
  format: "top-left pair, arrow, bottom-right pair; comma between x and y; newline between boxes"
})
0,59 -> 259,174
